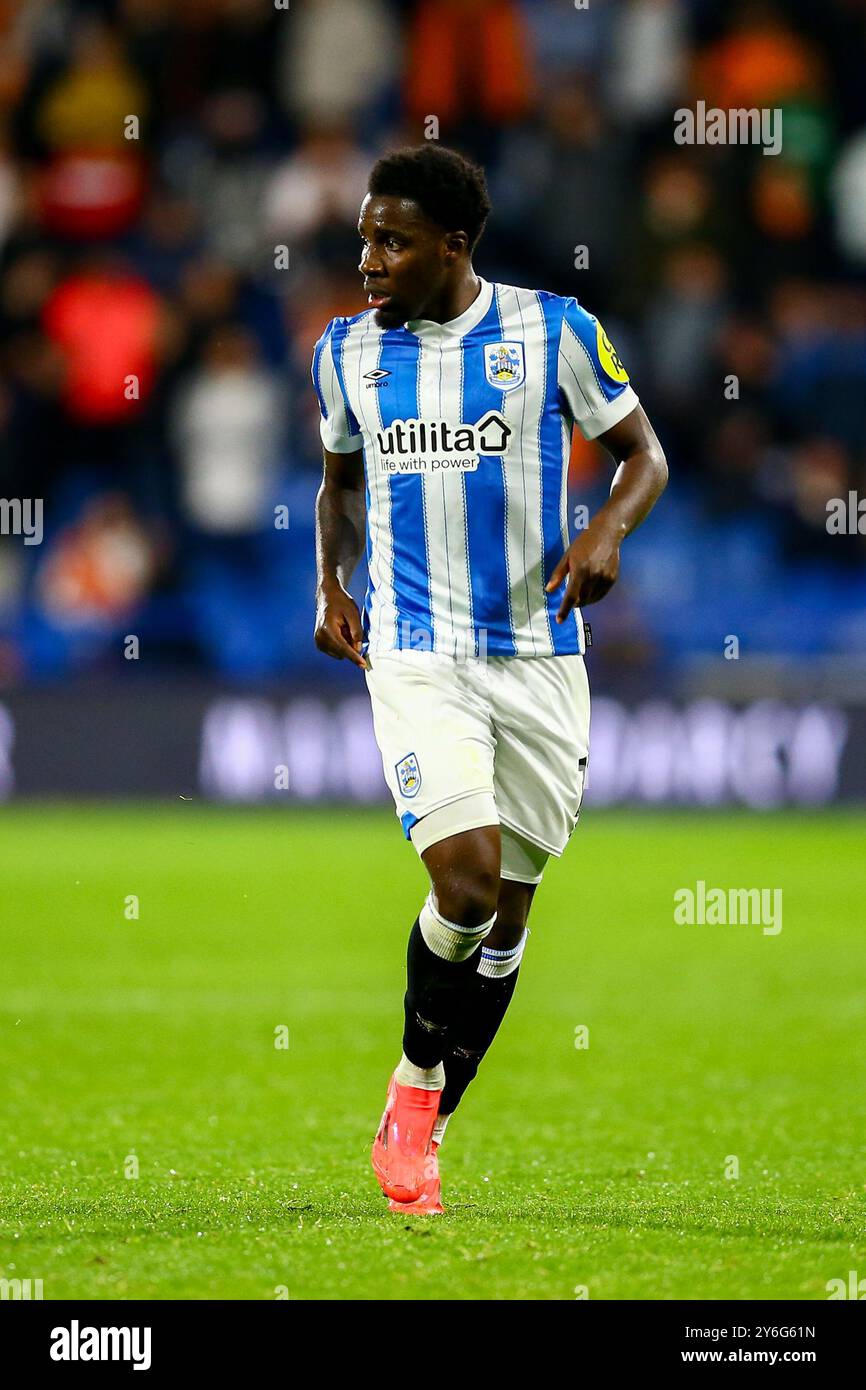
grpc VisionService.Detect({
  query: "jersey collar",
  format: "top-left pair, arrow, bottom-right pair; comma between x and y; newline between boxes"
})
405,277 -> 493,338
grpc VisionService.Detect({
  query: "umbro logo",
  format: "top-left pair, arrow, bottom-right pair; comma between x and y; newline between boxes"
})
363,368 -> 391,388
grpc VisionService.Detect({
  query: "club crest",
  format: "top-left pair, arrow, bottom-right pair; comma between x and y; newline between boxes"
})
483,341 -> 525,391
395,751 -> 421,798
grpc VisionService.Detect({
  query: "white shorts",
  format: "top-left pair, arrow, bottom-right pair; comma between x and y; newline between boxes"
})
365,649 -> 590,883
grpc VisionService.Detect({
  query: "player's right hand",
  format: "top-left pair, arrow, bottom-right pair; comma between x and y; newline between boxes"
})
314,584 -> 367,669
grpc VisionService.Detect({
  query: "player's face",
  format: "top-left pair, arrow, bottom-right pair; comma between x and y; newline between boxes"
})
357,194 -> 457,328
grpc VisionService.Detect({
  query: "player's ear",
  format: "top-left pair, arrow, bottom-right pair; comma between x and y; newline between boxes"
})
443,230 -> 469,261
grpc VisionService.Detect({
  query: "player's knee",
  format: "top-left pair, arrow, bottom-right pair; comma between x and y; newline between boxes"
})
484,916 -> 526,951
432,861 -> 500,930
425,826 -> 501,929
486,881 -> 535,950
435,877 -> 499,929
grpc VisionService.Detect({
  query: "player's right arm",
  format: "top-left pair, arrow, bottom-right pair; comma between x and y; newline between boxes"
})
311,318 -> 368,668
314,445 -> 367,668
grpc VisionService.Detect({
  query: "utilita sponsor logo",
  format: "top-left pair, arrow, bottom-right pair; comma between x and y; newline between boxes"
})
376,412 -> 512,473
50,1321 -> 152,1371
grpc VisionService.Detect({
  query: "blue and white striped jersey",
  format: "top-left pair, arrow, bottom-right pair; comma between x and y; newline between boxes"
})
312,278 -> 638,659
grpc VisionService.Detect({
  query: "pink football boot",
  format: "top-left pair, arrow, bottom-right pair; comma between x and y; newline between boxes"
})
388,1140 -> 445,1215
371,1072 -> 440,1204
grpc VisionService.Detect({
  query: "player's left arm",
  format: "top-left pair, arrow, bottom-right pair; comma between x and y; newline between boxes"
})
546,403 -> 668,620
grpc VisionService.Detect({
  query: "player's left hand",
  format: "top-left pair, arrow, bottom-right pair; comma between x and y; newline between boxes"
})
545,523 -> 621,621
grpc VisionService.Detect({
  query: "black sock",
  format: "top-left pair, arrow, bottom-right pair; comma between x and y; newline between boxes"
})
402,918 -> 483,1070
439,967 -> 521,1115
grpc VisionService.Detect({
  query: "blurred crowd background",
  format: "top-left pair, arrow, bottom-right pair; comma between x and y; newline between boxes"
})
1,0 -> 865,686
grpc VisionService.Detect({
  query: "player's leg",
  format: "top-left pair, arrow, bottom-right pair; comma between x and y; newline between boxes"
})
485,880 -> 536,953
430,653 -> 591,1145
365,651 -> 499,1204
372,817 -> 501,1207
373,815 -> 503,1214
436,830 -> 548,1139
402,823 -> 501,1080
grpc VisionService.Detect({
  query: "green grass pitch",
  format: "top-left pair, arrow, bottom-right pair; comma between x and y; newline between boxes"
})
1,804 -> 864,1301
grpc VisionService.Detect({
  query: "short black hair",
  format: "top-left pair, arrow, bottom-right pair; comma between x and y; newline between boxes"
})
367,144 -> 492,251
